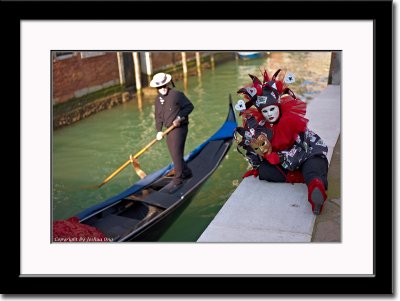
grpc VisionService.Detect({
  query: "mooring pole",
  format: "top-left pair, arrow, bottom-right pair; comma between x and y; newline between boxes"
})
181,52 -> 188,76
133,52 -> 142,93
145,52 -> 153,85
117,52 -> 125,86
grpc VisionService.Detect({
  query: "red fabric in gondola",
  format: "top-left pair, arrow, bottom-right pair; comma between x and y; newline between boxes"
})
53,217 -> 108,242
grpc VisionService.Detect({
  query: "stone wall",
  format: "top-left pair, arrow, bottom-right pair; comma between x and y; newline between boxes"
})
151,52 -> 196,71
53,52 -> 120,104
53,92 -> 132,130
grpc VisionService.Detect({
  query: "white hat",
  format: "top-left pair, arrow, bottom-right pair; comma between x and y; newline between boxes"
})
150,72 -> 172,88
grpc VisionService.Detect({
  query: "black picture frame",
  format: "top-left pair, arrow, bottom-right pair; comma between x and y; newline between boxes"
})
5,0 -> 392,295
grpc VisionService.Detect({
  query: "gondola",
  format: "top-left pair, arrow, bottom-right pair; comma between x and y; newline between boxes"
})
70,98 -> 236,241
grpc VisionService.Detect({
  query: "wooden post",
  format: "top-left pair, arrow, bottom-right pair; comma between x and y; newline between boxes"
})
181,52 -> 188,76
133,52 -> 142,92
210,53 -> 215,70
116,52 -> 125,86
145,52 -> 153,85
196,52 -> 202,76
328,51 -> 341,85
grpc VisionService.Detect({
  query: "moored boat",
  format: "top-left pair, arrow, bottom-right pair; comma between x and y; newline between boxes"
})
237,52 -> 264,59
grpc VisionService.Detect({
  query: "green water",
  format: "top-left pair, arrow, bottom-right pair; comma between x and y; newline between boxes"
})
53,51 -> 331,241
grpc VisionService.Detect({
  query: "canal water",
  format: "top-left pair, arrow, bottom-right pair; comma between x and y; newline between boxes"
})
53,51 -> 331,241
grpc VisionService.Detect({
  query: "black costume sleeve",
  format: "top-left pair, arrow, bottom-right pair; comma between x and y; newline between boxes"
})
155,97 -> 163,132
177,92 -> 194,118
245,149 -> 261,169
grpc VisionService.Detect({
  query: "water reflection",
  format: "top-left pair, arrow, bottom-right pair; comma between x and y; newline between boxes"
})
234,51 -> 330,102
265,52 -> 331,101
210,54 -> 215,70
136,92 -> 143,112
183,74 -> 188,94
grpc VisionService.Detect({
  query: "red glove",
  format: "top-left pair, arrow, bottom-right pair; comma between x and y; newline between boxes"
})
242,169 -> 259,178
263,152 -> 281,165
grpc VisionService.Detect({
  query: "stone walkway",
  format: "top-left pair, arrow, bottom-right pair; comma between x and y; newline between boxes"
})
312,136 -> 341,242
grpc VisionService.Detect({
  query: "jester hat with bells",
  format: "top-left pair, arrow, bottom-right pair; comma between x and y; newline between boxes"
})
234,69 -> 308,152
235,69 -> 298,113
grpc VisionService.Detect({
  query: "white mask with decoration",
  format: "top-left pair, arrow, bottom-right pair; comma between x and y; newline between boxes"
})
261,105 -> 280,123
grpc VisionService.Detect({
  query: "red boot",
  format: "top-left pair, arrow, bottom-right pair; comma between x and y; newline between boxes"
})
307,178 -> 327,215
286,170 -> 305,184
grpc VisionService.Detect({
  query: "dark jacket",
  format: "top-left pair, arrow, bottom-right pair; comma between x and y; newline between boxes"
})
155,89 -> 194,132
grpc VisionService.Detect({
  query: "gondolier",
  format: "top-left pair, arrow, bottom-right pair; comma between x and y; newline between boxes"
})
53,99 -> 236,242
150,72 -> 194,193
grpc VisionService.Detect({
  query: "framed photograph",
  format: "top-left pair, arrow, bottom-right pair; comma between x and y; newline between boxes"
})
8,0 -> 393,295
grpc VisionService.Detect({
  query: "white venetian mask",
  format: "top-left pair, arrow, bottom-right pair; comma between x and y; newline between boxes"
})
158,86 -> 169,95
261,105 -> 280,123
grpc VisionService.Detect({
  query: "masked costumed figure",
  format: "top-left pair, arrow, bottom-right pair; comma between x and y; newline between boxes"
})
234,69 -> 329,215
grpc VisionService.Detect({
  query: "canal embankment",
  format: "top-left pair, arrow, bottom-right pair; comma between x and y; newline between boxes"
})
52,52 -> 236,130
197,84 -> 341,242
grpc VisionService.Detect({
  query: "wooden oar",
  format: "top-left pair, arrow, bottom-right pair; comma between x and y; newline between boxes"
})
97,122 -> 179,188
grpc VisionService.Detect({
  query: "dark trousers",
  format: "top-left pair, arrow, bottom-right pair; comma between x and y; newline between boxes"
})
258,156 -> 329,189
166,124 -> 191,184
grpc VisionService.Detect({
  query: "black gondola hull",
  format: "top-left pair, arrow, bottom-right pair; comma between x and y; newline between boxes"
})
78,99 -> 237,242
